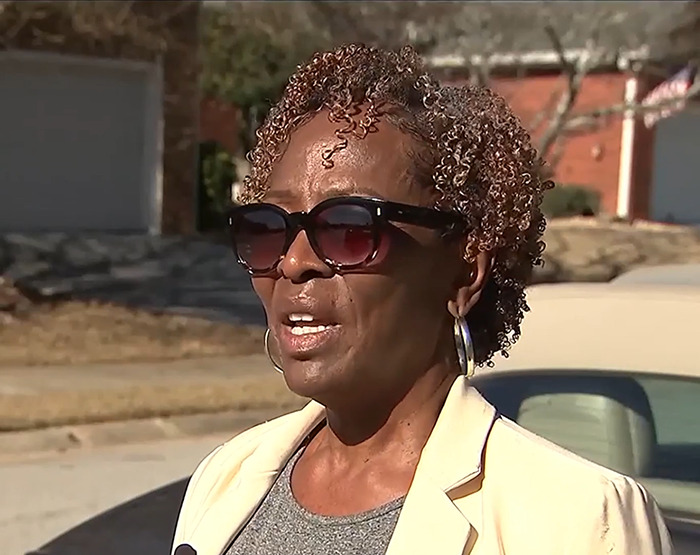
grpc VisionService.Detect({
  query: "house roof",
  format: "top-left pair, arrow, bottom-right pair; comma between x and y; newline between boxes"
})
202,1 -> 698,70
420,2 -> 692,62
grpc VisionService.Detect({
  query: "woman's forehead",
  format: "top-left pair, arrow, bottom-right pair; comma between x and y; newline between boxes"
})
266,113 -> 425,207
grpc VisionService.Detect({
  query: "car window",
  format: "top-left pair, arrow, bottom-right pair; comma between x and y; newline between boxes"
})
641,377 -> 700,480
474,372 -> 700,517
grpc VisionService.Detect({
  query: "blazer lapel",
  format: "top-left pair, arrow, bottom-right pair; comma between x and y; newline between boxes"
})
179,378 -> 498,555
386,478 -> 475,555
183,401 -> 326,555
387,378 -> 498,555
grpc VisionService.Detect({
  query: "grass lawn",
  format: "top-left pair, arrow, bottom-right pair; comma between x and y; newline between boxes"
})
0,299 -> 265,367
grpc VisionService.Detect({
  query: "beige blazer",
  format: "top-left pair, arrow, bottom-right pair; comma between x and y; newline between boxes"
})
172,377 -> 673,555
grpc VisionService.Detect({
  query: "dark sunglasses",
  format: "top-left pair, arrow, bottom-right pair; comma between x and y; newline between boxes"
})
227,196 -> 468,275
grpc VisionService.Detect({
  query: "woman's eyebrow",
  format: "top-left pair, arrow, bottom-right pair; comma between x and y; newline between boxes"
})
263,184 -> 386,206
263,189 -> 297,204
320,184 -> 385,199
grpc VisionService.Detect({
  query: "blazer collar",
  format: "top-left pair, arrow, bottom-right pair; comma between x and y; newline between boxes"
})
184,376 -> 496,555
185,401 -> 325,555
386,378 -> 498,555
417,376 -> 497,490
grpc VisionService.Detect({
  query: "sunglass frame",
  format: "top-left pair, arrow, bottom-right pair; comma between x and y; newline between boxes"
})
227,196 -> 467,275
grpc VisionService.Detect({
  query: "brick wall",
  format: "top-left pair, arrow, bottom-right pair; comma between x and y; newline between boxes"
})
199,97 -> 241,155
146,1 -> 200,235
627,74 -> 663,220
199,69 -> 658,220
447,73 -> 629,216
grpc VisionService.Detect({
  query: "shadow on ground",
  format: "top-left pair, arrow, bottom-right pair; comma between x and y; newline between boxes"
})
26,478 -> 188,555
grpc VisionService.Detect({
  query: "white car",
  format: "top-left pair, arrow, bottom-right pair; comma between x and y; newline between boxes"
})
27,282 -> 700,554
611,263 -> 700,286
472,282 -> 700,554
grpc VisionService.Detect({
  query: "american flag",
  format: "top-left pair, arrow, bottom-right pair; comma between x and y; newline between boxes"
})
641,66 -> 696,129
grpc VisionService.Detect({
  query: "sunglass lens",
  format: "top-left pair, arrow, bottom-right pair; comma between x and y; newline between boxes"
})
314,204 -> 376,266
231,208 -> 287,271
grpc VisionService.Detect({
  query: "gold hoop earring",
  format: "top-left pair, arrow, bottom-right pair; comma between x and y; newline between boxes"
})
453,317 -> 475,378
264,328 -> 284,374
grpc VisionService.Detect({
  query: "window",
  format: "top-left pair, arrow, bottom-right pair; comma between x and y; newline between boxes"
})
474,372 -> 700,517
640,376 -> 700,482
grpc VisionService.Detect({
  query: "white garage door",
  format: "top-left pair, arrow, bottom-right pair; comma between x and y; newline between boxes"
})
0,53 -> 161,232
651,109 -> 700,225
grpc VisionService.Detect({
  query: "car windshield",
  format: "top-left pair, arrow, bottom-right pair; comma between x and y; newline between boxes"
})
473,372 -> 700,519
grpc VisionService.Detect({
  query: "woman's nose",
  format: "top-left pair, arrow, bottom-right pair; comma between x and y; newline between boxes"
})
278,229 -> 334,282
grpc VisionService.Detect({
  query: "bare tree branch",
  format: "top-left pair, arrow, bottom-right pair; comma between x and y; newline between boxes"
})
527,85 -> 566,131
429,2 -> 698,168
563,78 -> 700,132
535,22 -> 604,158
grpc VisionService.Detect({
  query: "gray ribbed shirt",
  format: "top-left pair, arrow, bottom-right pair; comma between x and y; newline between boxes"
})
225,448 -> 404,555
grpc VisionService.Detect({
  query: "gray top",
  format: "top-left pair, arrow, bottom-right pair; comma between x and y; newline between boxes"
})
225,448 -> 405,555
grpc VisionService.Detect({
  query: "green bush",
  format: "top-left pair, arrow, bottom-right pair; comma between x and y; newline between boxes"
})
197,141 -> 237,231
541,184 -> 600,219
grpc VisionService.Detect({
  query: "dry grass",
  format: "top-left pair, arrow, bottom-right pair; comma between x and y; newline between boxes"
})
0,375 -> 305,431
0,298 -> 301,429
0,300 -> 265,367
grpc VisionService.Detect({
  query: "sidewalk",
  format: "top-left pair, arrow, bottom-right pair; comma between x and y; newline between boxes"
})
0,355 -> 305,458
0,354 -> 272,394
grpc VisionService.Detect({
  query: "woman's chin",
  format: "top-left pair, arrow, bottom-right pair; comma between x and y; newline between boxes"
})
280,358 -> 342,402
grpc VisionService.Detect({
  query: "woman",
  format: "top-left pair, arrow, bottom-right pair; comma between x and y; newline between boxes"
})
173,44 -> 671,555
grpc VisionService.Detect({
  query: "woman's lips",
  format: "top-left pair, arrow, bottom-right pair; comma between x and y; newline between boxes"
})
277,322 -> 341,357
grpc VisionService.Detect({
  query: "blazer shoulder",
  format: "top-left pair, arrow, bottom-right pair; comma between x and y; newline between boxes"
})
173,409 -> 303,542
489,415 -> 634,482
483,417 -> 672,553
192,409 -> 300,483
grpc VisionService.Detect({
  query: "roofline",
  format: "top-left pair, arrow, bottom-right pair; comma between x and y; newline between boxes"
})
426,45 -> 652,72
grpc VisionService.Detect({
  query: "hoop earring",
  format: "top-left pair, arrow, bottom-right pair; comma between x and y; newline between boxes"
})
453,317 -> 475,378
264,328 -> 284,374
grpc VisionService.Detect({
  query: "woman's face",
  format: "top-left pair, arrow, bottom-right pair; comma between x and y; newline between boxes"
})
252,112 -> 468,407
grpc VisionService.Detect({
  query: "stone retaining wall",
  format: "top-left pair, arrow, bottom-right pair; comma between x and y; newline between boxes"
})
2,218 -> 699,324
534,218 -> 700,283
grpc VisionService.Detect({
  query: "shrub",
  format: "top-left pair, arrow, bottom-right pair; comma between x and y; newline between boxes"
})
197,141 -> 237,231
541,184 -> 600,219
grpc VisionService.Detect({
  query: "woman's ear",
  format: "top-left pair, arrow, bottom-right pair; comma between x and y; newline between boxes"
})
447,251 -> 494,318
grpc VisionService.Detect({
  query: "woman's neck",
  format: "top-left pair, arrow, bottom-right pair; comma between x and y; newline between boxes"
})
317,364 -> 459,468
290,362 -> 460,515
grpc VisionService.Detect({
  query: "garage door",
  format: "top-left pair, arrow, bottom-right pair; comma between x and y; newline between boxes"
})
0,53 -> 160,232
650,110 -> 700,225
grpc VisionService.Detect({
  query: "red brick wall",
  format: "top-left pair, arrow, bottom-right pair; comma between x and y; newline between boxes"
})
150,1 -> 200,235
202,71 -> 648,218
199,97 -> 241,155
627,74 -> 663,220
481,73 -> 628,216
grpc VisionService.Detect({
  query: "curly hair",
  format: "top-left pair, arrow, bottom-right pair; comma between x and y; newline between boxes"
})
240,43 -> 553,366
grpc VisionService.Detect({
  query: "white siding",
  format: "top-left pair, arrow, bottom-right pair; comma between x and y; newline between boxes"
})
650,110 -> 700,225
